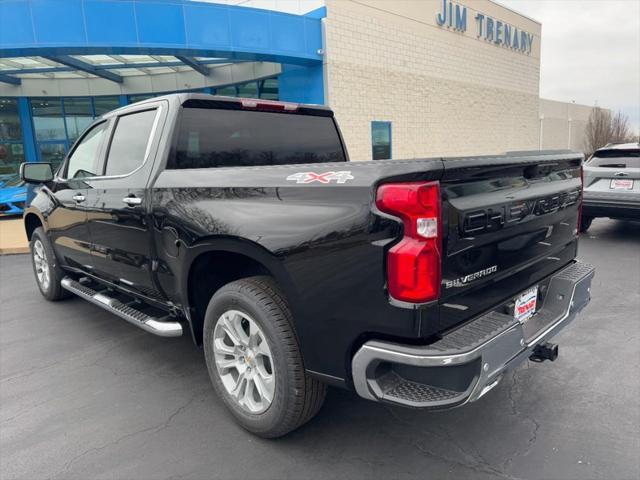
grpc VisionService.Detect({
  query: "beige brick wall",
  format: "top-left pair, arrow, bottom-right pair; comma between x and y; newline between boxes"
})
324,0 -> 542,160
539,99 -> 595,153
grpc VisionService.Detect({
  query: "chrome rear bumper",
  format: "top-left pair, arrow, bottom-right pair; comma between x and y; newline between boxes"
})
351,261 -> 595,408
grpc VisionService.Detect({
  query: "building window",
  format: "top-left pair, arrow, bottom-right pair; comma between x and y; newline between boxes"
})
216,85 -> 238,97
0,98 -> 25,177
31,98 -> 66,142
94,96 -> 121,116
237,81 -> 259,98
128,93 -> 157,104
64,97 -> 93,143
371,121 -> 392,160
259,78 -> 279,100
29,96 -> 121,170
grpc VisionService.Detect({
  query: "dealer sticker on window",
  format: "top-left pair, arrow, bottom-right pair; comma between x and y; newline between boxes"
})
514,286 -> 538,323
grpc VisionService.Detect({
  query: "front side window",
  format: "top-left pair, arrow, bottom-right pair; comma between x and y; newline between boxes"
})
66,121 -> 108,179
105,109 -> 157,176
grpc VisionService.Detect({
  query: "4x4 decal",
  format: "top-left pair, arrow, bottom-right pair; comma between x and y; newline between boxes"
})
286,171 -> 354,184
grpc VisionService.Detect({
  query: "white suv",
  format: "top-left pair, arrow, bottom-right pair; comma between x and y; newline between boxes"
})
582,143 -> 640,231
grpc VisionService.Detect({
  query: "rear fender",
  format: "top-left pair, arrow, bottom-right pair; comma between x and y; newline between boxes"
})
179,236 -> 301,328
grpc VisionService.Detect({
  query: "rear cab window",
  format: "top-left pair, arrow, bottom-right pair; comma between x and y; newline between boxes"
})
169,104 -> 346,169
588,149 -> 640,168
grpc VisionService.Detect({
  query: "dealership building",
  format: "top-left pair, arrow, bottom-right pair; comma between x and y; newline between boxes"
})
0,0 -> 593,182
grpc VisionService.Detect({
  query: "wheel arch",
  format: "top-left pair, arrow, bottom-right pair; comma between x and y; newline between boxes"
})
23,209 -> 45,241
181,237 -> 298,346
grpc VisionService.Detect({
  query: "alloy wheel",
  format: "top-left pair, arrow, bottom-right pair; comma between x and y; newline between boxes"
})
33,239 -> 50,291
213,309 -> 275,414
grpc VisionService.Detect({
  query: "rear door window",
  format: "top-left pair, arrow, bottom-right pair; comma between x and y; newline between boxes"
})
171,108 -> 345,169
104,109 -> 158,176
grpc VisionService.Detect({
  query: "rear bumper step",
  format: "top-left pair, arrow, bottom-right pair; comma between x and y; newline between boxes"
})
61,277 -> 183,337
351,260 -> 595,409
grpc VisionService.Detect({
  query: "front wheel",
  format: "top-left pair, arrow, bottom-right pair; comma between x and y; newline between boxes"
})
203,276 -> 326,438
30,227 -> 70,301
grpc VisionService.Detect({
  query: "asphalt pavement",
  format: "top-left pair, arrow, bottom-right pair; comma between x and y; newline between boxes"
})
1,218 -> 639,480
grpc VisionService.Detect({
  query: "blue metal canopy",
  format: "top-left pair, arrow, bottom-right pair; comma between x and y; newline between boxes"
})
0,0 -> 323,64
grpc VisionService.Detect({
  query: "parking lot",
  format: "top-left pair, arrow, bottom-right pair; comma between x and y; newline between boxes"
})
1,218 -> 638,480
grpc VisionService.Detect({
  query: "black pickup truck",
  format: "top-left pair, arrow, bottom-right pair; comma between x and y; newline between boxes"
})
20,93 -> 594,438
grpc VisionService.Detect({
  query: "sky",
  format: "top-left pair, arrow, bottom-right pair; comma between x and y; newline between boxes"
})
498,0 -> 640,134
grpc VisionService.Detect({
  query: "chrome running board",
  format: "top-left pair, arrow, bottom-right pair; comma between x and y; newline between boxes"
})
61,277 -> 183,337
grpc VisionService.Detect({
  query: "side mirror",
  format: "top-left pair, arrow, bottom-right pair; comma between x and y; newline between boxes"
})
20,162 -> 53,184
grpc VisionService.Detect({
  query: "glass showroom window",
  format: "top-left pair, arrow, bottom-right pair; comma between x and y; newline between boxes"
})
216,85 -> 238,97
31,97 -> 68,170
64,97 -> 93,143
0,98 -> 25,178
259,78 -> 279,100
94,96 -> 120,116
30,96 -> 120,169
371,121 -> 392,160
237,81 -> 259,98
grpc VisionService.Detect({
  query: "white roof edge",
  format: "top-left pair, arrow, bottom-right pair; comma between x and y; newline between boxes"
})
599,143 -> 640,150
488,0 -> 542,26
540,97 -> 601,110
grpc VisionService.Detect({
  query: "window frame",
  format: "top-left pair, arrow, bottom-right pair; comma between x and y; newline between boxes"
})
59,119 -> 110,181
57,104 -> 162,182
101,106 -> 161,179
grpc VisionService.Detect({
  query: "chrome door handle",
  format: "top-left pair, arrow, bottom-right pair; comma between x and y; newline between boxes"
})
72,193 -> 85,203
122,196 -> 142,206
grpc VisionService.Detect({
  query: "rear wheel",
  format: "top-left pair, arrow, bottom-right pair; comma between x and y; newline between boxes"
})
580,215 -> 594,232
30,227 -> 70,301
203,276 -> 326,438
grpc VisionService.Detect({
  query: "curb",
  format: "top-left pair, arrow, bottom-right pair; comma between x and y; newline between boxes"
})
0,247 -> 30,255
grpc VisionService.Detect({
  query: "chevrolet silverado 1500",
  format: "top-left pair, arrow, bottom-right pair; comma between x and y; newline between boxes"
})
20,94 -> 594,437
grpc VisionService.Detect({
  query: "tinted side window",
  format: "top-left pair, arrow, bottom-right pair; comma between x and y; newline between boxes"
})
170,108 -> 345,169
66,121 -> 108,179
105,109 -> 157,176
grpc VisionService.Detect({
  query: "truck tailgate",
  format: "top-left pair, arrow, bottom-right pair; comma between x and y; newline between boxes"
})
438,151 -> 583,332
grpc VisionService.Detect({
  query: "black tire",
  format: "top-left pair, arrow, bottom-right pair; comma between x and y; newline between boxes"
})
30,227 -> 70,301
203,276 -> 326,438
580,215 -> 594,232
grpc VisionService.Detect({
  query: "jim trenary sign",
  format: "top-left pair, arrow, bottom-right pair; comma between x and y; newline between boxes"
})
436,0 -> 535,55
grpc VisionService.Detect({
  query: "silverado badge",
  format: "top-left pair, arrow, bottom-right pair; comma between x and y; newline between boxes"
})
445,265 -> 498,288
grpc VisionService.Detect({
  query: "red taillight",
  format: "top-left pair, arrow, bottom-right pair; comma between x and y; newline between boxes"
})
577,164 -> 584,234
376,181 -> 442,303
